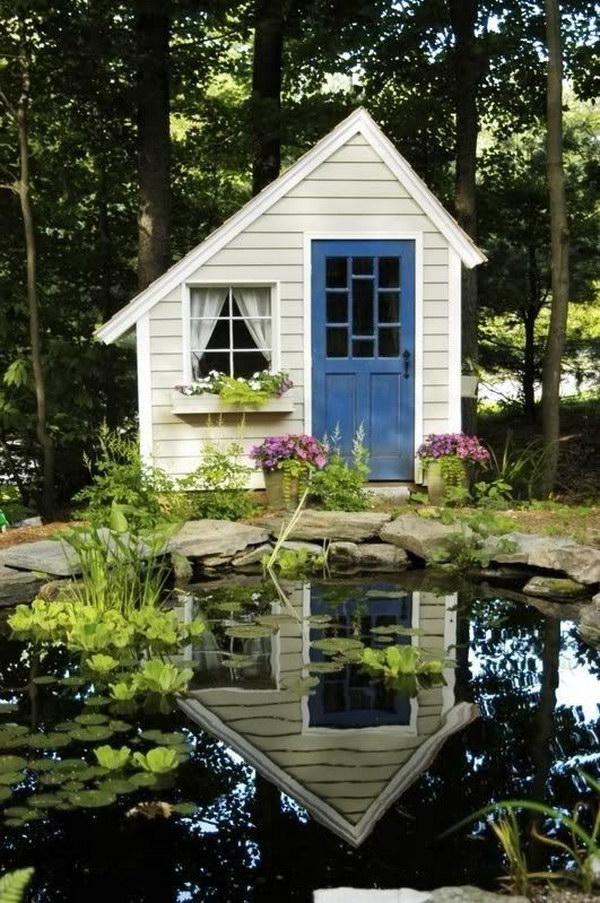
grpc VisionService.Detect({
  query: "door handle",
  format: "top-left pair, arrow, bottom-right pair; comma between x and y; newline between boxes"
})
402,349 -> 411,379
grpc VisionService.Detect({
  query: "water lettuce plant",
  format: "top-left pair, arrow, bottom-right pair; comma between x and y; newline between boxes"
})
135,660 -> 193,696
132,747 -> 180,774
361,644 -> 446,678
94,746 -> 131,771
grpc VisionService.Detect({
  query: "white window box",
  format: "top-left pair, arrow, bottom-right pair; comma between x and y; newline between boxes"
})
171,391 -> 295,415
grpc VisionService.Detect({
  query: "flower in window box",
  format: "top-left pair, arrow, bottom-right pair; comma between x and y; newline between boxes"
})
174,370 -> 293,405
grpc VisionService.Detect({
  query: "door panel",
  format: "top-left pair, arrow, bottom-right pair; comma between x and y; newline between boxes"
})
311,239 -> 415,480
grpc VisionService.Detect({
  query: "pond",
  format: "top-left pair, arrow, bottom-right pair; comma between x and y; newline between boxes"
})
0,574 -> 598,902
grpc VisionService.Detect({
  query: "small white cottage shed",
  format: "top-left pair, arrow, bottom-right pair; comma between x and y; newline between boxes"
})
96,108 -> 485,486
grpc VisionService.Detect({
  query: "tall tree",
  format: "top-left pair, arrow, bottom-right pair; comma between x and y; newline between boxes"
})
0,11 -> 55,514
136,0 -> 172,290
250,0 -> 287,195
540,0 -> 570,495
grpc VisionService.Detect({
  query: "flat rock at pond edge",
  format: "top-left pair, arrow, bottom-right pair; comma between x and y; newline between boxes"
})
485,532 -> 600,585
314,888 -> 528,903
0,538 -> 81,577
170,520 -> 269,558
329,542 -> 409,573
380,514 -> 472,559
580,591 -> 600,646
255,511 -> 392,542
523,575 -> 588,600
0,565 -> 43,606
231,543 -> 273,569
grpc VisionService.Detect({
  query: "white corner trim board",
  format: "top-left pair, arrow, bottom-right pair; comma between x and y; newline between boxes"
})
95,108 -> 486,345
136,314 -> 153,465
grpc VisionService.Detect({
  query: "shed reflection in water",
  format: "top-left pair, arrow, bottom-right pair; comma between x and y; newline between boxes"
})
180,581 -> 476,846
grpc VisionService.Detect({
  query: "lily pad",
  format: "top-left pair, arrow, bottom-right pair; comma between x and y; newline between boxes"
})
27,732 -> 72,749
128,771 -> 158,788
26,792 -> 64,808
211,600 -> 243,612
0,754 -> 27,773
83,696 -> 112,707
67,789 -> 116,808
100,778 -> 136,795
69,726 -> 114,743
0,704 -> 19,714
107,720 -> 132,733
171,802 -> 199,816
280,675 -> 320,696
139,730 -> 188,748
306,615 -> 333,626
255,614 -> 292,629
370,625 -> 424,636
225,624 -> 273,639
39,771 -> 72,787
0,786 -> 11,802
76,766 -> 106,781
305,661 -> 345,673
310,637 -> 364,655
74,713 -> 109,725
62,780 -> 85,793
54,758 -> 89,773
0,771 -> 24,786
32,675 -> 57,686
222,656 -> 254,670
365,590 -> 407,599
4,805 -> 35,818
54,721 -> 78,732
60,676 -> 87,687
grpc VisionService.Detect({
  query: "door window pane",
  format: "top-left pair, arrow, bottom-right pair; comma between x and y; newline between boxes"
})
379,327 -> 400,358
353,339 -> 374,358
327,292 -> 348,323
378,291 -> 400,323
327,327 -> 348,357
352,279 -> 374,336
352,256 -> 373,275
326,257 -> 347,288
379,257 -> 400,288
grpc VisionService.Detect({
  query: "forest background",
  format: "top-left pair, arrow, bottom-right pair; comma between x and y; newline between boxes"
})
0,0 -> 598,514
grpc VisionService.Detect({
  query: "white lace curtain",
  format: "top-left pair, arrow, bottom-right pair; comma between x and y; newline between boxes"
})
190,287 -> 228,355
232,286 -> 271,362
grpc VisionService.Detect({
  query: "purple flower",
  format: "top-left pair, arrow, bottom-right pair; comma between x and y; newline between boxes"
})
250,434 -> 329,471
416,433 -> 490,465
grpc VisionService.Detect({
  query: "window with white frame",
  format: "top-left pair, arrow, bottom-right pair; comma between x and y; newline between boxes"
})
189,285 -> 273,380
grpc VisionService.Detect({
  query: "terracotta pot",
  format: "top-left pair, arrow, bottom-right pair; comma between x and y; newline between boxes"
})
263,468 -> 300,510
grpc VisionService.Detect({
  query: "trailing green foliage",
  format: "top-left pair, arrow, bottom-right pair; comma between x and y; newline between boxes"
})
311,425 -> 370,511
0,868 -> 34,903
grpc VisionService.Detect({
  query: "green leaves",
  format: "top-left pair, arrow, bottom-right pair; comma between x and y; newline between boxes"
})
94,745 -> 131,771
135,660 -> 193,696
311,637 -> 364,655
0,867 -> 34,903
132,747 -> 180,774
85,654 -> 119,673
360,643 -> 447,679
0,755 -> 27,773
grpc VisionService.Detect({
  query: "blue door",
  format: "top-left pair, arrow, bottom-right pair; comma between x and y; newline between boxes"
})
311,240 -> 415,480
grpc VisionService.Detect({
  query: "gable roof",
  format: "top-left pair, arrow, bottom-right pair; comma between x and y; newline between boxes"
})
179,695 -> 477,847
96,107 -> 486,345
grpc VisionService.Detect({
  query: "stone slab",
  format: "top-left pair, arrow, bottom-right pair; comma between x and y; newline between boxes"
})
329,542 -> 409,574
232,544 -> 273,569
430,889 -> 528,903
485,533 -> 600,585
256,511 -> 392,542
580,591 -> 600,646
0,538 -> 81,577
0,565 -> 43,607
171,520 -> 269,559
523,575 -> 588,600
314,889 -> 527,903
380,514 -> 472,560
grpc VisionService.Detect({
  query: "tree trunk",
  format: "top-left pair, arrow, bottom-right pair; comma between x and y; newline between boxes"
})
522,307 -> 537,421
449,0 -> 481,436
540,0 -> 570,495
16,19 -> 55,516
136,0 -> 171,291
251,0 -> 286,196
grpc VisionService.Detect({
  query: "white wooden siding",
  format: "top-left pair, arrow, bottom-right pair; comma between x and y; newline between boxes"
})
147,132 -> 452,480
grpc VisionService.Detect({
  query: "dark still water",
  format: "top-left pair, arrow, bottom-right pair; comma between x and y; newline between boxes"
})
0,577 -> 598,902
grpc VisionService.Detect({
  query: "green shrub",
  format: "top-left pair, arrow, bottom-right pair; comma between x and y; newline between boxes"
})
181,441 -> 257,521
311,426 -> 370,511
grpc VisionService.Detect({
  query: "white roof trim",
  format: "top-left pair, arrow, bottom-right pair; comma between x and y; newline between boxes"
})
180,697 -> 476,847
96,107 -> 486,344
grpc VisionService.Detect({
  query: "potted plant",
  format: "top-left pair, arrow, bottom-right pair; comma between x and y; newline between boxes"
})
250,434 -> 328,509
416,433 -> 490,505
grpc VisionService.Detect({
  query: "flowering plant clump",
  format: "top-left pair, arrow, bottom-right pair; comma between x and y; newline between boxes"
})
250,434 -> 328,472
175,370 -> 293,402
416,433 -> 490,465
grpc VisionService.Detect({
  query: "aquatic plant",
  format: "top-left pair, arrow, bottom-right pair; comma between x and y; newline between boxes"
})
94,746 -> 132,771
135,660 -> 193,696
0,867 -> 34,903
361,644 -> 445,678
132,747 -> 180,774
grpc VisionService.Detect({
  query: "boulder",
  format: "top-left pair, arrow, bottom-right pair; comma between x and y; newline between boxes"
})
485,532 -> 600,585
0,565 -> 43,607
171,520 -> 269,559
255,511 -> 391,543
380,514 -> 472,560
0,538 -> 81,577
314,888 -> 527,903
232,544 -> 273,570
329,542 -> 409,574
523,575 -> 588,601
430,889 -> 528,903
281,540 -> 324,555
580,592 -> 600,646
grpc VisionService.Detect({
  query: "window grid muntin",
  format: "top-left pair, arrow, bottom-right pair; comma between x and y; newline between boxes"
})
190,286 -> 273,379
324,256 -> 401,359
